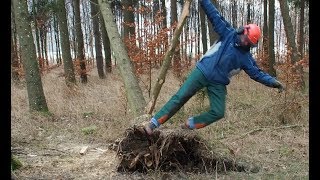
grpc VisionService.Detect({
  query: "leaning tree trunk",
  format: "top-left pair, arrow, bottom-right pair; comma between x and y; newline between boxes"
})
145,0 -> 193,115
56,0 -> 77,86
98,0 -> 146,118
13,0 -> 49,112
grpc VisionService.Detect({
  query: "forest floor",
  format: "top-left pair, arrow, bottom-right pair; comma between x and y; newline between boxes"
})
11,65 -> 309,179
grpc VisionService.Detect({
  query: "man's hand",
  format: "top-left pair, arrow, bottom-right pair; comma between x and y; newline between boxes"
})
273,80 -> 285,93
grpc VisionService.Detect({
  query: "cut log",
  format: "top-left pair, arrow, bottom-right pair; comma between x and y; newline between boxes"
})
113,126 -> 260,174
80,146 -> 89,155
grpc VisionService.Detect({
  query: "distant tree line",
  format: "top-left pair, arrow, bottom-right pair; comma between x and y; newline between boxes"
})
11,0 -> 309,113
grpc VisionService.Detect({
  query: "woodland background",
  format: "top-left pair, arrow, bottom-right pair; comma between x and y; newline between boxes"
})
11,0 -> 309,179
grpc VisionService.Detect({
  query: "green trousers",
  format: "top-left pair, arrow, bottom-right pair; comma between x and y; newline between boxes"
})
152,67 -> 226,129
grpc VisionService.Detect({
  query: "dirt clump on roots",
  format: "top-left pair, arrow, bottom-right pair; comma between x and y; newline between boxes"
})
113,126 -> 260,174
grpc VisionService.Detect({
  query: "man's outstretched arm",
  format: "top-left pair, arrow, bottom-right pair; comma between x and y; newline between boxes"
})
242,55 -> 285,92
199,0 -> 234,38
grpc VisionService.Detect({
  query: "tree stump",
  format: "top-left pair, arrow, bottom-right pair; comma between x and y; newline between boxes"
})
113,125 -> 260,174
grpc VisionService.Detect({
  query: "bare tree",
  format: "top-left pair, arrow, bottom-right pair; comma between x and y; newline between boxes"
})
278,0 -> 305,89
297,0 -> 305,56
268,0 -> 276,76
208,0 -> 219,50
53,15 -> 62,65
99,12 -> 112,73
98,0 -> 146,117
262,0 -> 269,68
199,0 -> 207,53
56,0 -> 77,86
74,0 -> 88,83
13,0 -> 49,112
171,0 -> 181,77
11,4 -> 20,82
160,0 -> 168,55
91,0 -> 106,79
123,0 -> 135,38
145,0 -> 193,114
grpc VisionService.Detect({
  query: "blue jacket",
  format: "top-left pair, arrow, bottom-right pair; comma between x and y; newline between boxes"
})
196,0 -> 277,87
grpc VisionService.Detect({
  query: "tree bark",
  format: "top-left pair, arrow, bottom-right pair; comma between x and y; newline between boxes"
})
145,0 -> 193,115
298,0 -> 305,57
98,0 -> 146,117
262,0 -> 269,71
278,0 -> 301,63
91,0 -> 106,79
160,0 -> 168,56
13,0 -> 49,112
268,0 -> 277,77
100,12 -> 112,73
278,0 -> 305,89
208,0 -> 219,45
53,15 -> 62,65
231,0 -> 237,27
11,4 -> 20,81
199,2 -> 207,53
170,0 -> 181,78
74,0 -> 88,83
123,0 -> 135,38
56,0 -> 77,86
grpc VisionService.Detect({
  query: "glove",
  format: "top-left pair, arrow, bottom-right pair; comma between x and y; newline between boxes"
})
273,80 -> 285,93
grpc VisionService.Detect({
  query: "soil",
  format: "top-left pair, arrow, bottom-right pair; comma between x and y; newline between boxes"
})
11,67 -> 309,179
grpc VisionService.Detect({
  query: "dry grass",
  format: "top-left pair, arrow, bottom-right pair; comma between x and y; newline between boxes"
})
11,65 -> 309,179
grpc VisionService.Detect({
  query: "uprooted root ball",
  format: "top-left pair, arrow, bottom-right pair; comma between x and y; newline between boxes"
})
114,126 -> 259,174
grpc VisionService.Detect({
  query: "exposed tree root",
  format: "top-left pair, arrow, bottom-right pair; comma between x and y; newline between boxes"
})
113,126 -> 260,174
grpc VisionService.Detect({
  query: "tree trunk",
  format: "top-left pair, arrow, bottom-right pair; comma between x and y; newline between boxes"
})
74,0 -> 88,83
160,0 -> 168,58
231,0 -> 237,27
53,15 -> 62,65
32,0 -> 43,69
56,0 -> 77,86
247,2 -> 251,24
43,32 -> 49,67
262,0 -> 269,71
13,0 -> 49,112
278,0 -> 305,89
11,34 -> 20,81
11,5 -> 20,81
91,0 -> 106,79
100,12 -> 112,73
208,0 -> 219,45
199,2 -> 207,53
268,0 -> 276,77
145,0 -> 192,115
171,0 -> 181,77
98,0 -> 146,118
123,0 -> 135,38
298,0 -> 305,57
278,0 -> 301,63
